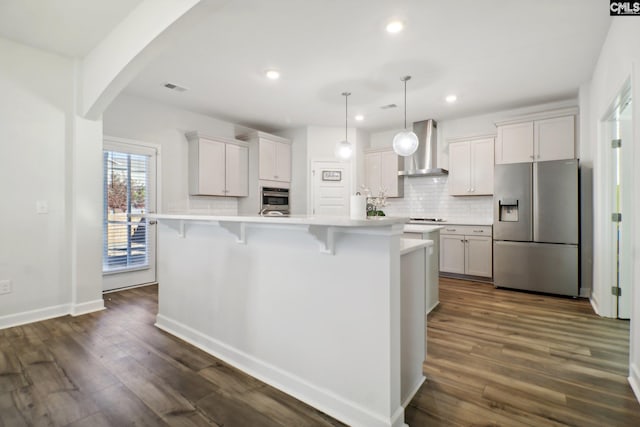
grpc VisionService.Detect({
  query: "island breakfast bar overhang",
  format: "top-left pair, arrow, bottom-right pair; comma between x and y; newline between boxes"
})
148,214 -> 427,427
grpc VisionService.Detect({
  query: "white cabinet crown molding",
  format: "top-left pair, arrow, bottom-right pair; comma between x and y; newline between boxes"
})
236,130 -> 291,145
494,106 -> 579,127
446,133 -> 497,145
185,131 -> 249,148
364,146 -> 395,154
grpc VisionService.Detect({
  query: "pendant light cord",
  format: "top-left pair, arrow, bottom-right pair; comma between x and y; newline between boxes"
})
342,92 -> 351,141
401,75 -> 411,130
403,79 -> 407,129
345,93 -> 348,141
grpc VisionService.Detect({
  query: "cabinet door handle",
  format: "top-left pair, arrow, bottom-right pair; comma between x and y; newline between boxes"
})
473,229 -> 484,233
446,228 -> 457,232
460,239 -> 465,243
529,155 -> 534,159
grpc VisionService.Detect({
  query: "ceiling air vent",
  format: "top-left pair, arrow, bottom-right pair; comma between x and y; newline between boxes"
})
380,103 -> 397,110
164,82 -> 188,92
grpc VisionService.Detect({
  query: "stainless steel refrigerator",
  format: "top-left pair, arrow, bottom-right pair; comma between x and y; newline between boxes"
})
493,159 -> 579,296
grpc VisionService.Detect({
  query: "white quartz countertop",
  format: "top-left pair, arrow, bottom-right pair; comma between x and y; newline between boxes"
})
148,213 -> 409,228
399,238 -> 434,255
440,220 -> 492,226
404,224 -> 444,233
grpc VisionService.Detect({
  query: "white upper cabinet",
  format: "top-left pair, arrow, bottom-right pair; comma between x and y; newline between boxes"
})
195,137 -> 226,195
495,110 -> 576,164
380,150 -> 401,197
365,152 -> 382,194
496,122 -> 534,164
225,143 -> 249,196
186,132 -> 249,197
258,137 -> 291,182
364,148 -> 403,197
448,137 -> 494,196
534,115 -> 575,161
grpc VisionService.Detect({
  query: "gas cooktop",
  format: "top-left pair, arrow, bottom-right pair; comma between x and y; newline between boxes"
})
409,217 -> 447,223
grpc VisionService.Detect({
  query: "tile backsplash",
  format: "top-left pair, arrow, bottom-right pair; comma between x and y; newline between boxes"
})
167,196 -> 238,215
382,175 -> 493,222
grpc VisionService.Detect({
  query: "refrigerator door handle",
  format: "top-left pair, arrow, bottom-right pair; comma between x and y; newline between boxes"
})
533,162 -> 539,242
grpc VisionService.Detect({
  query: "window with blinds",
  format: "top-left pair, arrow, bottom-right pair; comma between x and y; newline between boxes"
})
103,150 -> 150,272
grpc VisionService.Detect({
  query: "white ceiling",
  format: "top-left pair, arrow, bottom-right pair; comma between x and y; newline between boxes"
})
0,0 -> 143,57
0,0 -> 611,133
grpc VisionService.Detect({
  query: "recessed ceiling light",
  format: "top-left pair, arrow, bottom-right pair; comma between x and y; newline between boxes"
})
265,70 -> 280,80
386,20 -> 404,34
446,94 -> 458,103
355,114 -> 364,121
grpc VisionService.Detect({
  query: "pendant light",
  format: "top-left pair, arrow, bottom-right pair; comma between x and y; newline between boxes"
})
392,76 -> 419,157
335,92 -> 353,160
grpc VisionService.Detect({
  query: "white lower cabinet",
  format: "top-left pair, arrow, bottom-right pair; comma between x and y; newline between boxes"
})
439,225 -> 492,278
439,234 -> 466,274
464,235 -> 493,277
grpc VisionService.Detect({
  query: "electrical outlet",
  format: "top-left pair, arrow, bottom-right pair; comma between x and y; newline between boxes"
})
0,280 -> 11,295
36,200 -> 48,214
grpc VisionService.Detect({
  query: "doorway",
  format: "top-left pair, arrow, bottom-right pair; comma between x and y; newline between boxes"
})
311,160 -> 351,216
604,81 -> 632,319
103,138 -> 158,291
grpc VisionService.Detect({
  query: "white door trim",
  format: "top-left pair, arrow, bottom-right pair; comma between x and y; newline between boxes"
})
103,136 -> 161,291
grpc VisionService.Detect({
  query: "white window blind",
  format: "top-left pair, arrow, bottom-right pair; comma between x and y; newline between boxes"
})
103,150 -> 150,272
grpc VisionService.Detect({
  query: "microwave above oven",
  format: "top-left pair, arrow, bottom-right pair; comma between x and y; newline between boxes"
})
261,187 -> 289,214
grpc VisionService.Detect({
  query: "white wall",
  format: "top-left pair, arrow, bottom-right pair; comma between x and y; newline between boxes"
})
306,126 -> 363,206
582,18 -> 640,400
103,94 -> 245,214
0,38 -> 72,324
370,129 -> 400,150
276,127 -> 308,215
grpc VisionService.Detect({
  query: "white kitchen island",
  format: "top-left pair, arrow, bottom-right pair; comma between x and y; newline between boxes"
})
149,213 -> 430,427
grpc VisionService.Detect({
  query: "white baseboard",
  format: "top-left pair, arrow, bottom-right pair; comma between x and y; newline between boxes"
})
590,293 -> 600,316
0,303 -> 71,330
0,297 -> 106,330
426,301 -> 439,314
103,281 -> 158,294
71,299 -> 105,316
402,376 -> 425,408
155,314 -> 404,427
579,286 -> 591,298
629,363 -> 640,405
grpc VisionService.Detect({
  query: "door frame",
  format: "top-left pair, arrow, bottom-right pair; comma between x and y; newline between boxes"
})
102,135 -> 162,292
595,77 -> 633,318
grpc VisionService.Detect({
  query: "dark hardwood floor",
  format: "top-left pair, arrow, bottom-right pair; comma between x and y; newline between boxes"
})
1,278 -> 639,426
407,277 -> 640,426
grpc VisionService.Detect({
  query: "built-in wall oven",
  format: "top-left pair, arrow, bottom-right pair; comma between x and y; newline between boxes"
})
261,187 -> 289,215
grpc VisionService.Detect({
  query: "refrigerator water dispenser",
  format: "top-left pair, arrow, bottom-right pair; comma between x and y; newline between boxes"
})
498,199 -> 519,222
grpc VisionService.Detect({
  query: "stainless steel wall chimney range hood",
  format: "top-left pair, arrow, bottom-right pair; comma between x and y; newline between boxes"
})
398,119 -> 448,176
